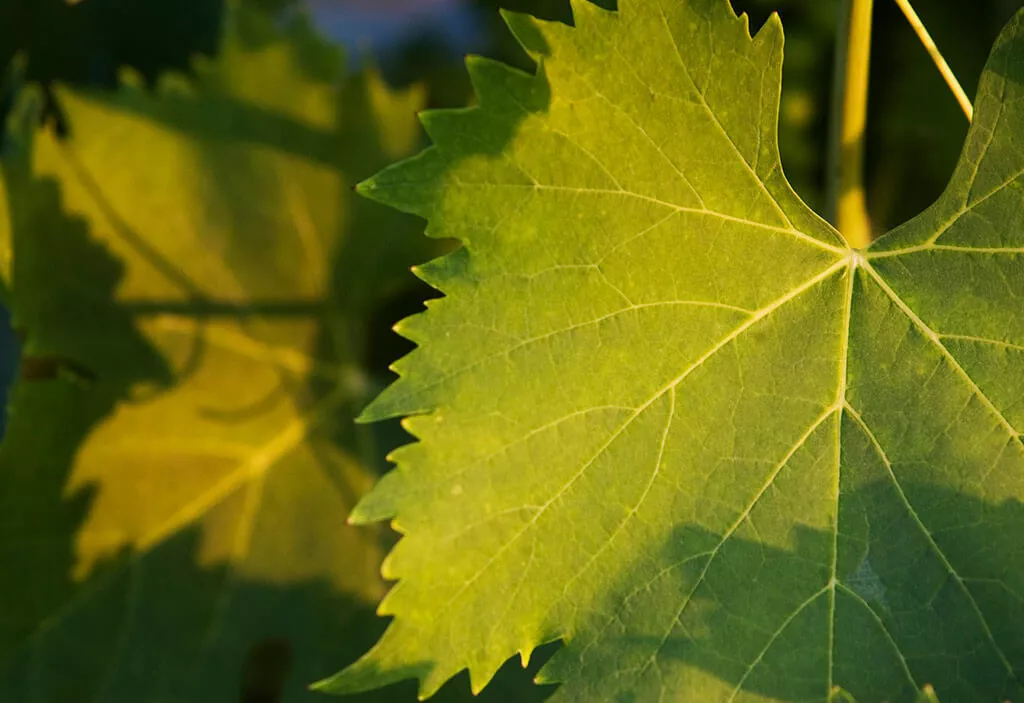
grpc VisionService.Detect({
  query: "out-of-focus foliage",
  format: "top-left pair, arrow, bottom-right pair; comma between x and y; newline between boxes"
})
0,0 -> 221,88
0,5 -> 550,702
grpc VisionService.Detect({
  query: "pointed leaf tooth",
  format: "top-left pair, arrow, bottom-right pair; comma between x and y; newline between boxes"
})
357,388 -> 428,424
389,518 -> 407,536
356,350 -> 435,422
401,413 -> 441,442
469,659 -> 503,696
385,441 -> 418,466
568,0 -> 614,26
501,10 -> 552,58
349,467 -> 405,524
517,633 -> 563,673
380,549 -> 403,584
533,667 -> 560,686
419,661 -> 465,700
313,630 -> 432,696
409,261 -> 444,289
356,146 -> 446,217
754,9 -> 784,41
534,647 -> 568,686
418,106 -> 476,148
737,8 -> 752,38
391,309 -> 429,345
413,247 -> 473,292
465,53 -> 551,120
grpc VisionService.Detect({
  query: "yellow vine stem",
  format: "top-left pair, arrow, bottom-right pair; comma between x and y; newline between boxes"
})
827,0 -> 874,249
893,0 -> 974,122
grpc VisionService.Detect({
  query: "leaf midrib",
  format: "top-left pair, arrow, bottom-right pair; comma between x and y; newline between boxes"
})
452,181 -> 843,251
431,257 -> 848,622
423,250 -> 1023,693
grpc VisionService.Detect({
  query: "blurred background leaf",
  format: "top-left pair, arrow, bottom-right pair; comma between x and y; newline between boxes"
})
0,4 -> 551,701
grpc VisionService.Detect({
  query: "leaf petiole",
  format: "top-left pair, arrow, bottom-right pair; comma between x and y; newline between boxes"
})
893,0 -> 973,121
827,0 -> 874,248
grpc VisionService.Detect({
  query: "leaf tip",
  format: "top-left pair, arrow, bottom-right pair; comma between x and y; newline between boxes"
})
354,406 -> 379,424
500,8 -> 551,58
307,676 -> 331,693
463,52 -> 487,76
354,177 -> 376,197
751,8 -> 784,44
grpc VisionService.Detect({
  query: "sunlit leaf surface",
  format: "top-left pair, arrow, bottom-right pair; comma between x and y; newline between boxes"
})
327,1 -> 1024,700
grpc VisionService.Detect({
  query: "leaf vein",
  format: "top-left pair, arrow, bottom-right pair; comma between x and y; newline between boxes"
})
434,262 -> 845,619
726,586 -> 831,702
566,16 -> 708,209
864,263 -> 1023,443
844,403 -> 1019,681
558,388 -> 677,599
835,583 -> 920,691
652,0 -> 794,230
450,180 -> 845,253
940,333 -> 1024,353
641,404 -> 839,676
397,298 -> 755,408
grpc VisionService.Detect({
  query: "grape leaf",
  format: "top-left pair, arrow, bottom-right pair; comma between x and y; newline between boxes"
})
0,9 -> 441,702
324,1 -> 1024,701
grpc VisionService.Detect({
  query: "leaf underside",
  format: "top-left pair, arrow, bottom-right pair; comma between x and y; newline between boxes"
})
325,0 -> 1024,701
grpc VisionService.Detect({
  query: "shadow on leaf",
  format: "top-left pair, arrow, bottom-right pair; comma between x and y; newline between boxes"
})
540,480 -> 1024,703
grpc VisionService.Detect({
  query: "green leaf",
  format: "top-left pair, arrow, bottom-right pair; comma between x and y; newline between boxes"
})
0,10 -> 448,702
327,1 -> 1024,700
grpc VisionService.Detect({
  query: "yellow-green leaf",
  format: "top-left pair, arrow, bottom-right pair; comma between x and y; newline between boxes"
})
328,1 -> 1024,701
